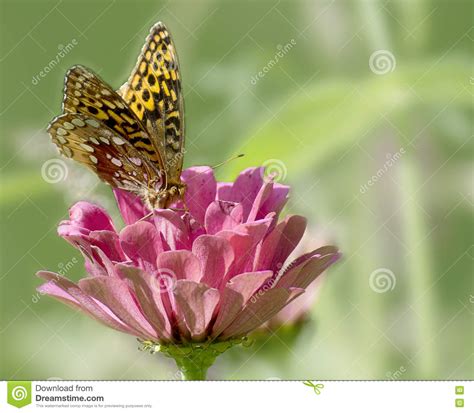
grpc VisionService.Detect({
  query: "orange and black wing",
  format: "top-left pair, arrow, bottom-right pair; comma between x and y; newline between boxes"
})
118,22 -> 185,182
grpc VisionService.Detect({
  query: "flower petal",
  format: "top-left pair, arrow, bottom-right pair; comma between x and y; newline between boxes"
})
89,230 -> 126,262
115,264 -> 172,340
89,246 -> 118,277
211,271 -> 272,337
220,287 -> 304,339
268,279 -> 321,327
79,276 -> 158,340
204,201 -> 244,235
246,180 -> 274,222
254,215 -> 307,273
36,271 -> 138,336
217,219 -> 271,278
156,250 -> 201,282
277,247 -> 341,289
120,221 -> 163,271
192,235 -> 234,287
173,280 -> 220,341
153,209 -> 190,250
259,183 -> 289,219
218,167 -> 264,220
216,182 -> 233,200
113,188 -> 149,225
182,166 -> 217,225
66,201 -> 115,232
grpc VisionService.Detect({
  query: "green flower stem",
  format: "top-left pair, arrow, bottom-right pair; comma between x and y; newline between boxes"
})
171,349 -> 216,380
140,338 -> 245,380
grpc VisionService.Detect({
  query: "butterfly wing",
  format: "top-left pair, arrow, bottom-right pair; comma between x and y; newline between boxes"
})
118,22 -> 185,183
48,112 -> 165,194
62,64 -> 165,170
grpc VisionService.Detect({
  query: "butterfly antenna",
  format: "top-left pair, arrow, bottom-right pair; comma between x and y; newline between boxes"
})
138,211 -> 154,222
212,153 -> 245,170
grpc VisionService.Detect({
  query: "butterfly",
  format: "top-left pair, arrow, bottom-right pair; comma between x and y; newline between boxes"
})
47,22 -> 185,210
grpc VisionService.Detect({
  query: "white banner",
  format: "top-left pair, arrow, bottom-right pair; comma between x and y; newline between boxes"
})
1,381 -> 470,412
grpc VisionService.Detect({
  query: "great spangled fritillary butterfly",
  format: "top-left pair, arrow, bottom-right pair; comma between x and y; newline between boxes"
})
47,22 -> 185,209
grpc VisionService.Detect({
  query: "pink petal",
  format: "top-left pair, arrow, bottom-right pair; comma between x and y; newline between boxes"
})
173,280 -> 220,341
156,250 -> 201,282
277,247 -> 340,289
57,229 -> 94,257
153,209 -> 190,250
220,287 -> 304,339
79,276 -> 159,340
182,167 -> 217,225
192,235 -> 234,287
37,279 -> 82,309
113,188 -> 149,225
283,245 -> 339,272
89,230 -> 126,262
57,223 -> 90,239
217,219 -> 271,278
246,180 -> 273,222
259,183 -> 289,219
36,271 -> 138,336
219,167 -> 264,220
67,201 -> 115,232
216,182 -> 233,200
211,271 -> 272,336
254,215 -> 307,273
204,201 -> 243,235
90,246 -> 118,277
183,213 -> 206,243
115,264 -> 172,340
120,221 -> 163,271
269,278 -> 321,326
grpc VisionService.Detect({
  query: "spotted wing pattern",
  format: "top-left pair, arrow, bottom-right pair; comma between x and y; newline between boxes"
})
61,65 -> 165,169
118,22 -> 185,182
48,112 -> 164,194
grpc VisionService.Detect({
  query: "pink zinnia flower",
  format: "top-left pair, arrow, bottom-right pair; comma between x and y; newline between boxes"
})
36,166 -> 340,379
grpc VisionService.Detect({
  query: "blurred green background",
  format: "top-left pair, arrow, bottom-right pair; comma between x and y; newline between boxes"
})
0,0 -> 472,380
